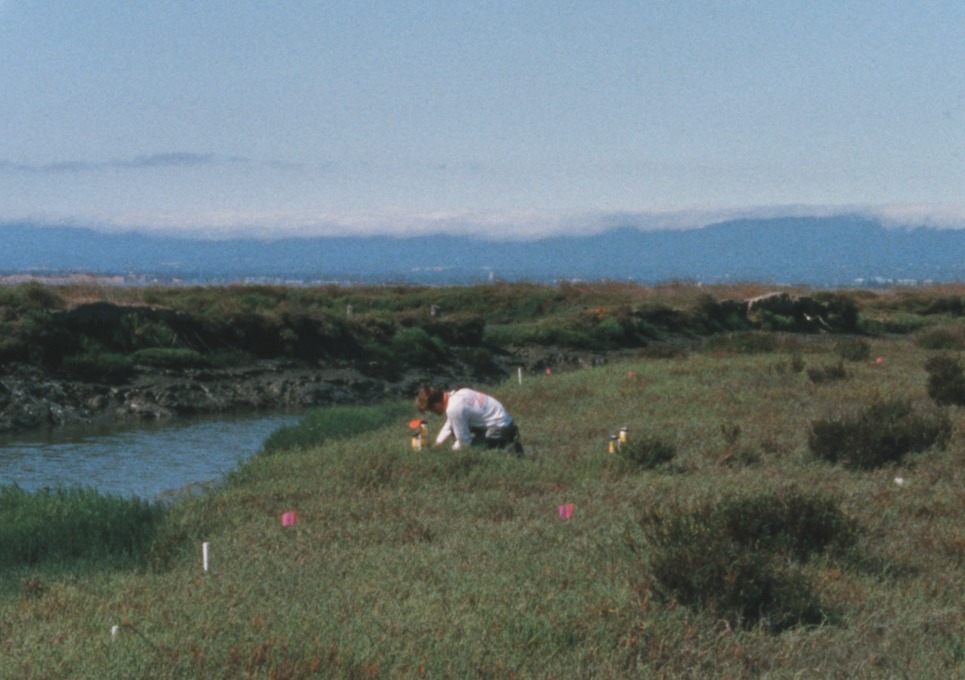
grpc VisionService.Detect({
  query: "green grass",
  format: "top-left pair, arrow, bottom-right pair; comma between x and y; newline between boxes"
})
1,311 -> 964,677
260,401 -> 414,454
0,486 -> 164,573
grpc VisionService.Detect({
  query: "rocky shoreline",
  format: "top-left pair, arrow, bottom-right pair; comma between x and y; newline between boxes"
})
0,346 -> 618,436
0,360 -> 427,435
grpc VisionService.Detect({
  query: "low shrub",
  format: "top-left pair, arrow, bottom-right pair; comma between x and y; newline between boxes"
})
621,435 -> 676,469
808,397 -> 951,469
0,485 -> 164,569
713,491 -> 855,560
641,490 -> 852,631
924,354 -> 965,406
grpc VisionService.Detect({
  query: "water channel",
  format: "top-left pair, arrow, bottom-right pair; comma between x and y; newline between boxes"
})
0,412 -> 303,501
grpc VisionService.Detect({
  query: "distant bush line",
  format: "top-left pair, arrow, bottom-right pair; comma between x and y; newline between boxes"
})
0,282 -> 869,382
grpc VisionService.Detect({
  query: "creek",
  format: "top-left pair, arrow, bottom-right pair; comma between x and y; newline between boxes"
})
0,412 -> 303,501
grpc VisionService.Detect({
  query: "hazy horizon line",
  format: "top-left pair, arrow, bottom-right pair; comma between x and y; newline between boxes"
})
4,203 -> 965,241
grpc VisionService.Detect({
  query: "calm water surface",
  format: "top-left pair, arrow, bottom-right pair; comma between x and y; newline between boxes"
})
0,413 -> 302,500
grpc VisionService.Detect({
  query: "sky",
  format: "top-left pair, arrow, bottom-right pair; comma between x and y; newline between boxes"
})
1,1 -> 963,239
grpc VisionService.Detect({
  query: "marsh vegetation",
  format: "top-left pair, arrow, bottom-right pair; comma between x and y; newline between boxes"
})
1,282 -> 964,677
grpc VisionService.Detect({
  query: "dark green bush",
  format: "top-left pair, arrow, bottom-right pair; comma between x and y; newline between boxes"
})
691,295 -> 750,333
621,435 -> 676,469
0,485 -> 165,569
390,327 -> 448,367
714,491 -> 855,560
114,314 -> 178,351
641,490 -> 851,631
812,293 -> 860,333
924,354 -> 965,406
756,309 -> 801,333
808,398 -> 951,469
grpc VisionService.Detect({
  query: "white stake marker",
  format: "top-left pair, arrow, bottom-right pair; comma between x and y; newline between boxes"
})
111,625 -> 119,642
518,367 -> 523,385
202,541 -> 210,572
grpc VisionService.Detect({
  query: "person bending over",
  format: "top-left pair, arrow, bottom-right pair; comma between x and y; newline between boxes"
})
416,384 -> 523,455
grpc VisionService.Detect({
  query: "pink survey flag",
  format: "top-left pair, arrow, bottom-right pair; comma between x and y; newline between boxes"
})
281,511 -> 298,527
875,356 -> 885,365
558,503 -> 575,520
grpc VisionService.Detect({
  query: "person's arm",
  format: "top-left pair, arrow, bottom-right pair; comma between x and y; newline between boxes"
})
435,418 -> 453,446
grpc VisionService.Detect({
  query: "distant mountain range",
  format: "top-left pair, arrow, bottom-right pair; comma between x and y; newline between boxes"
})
3,215 -> 965,287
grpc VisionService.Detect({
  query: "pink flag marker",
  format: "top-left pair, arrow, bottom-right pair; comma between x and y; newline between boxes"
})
281,511 -> 298,527
875,356 -> 885,365
558,503 -> 575,520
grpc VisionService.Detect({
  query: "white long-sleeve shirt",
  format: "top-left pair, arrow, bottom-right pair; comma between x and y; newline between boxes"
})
435,388 -> 513,449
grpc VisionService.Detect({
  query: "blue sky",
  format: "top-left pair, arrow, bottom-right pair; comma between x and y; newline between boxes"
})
1,1 -> 963,238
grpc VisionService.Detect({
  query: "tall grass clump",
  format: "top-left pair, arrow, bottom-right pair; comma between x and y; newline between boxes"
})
260,400 -> 413,453
808,397 -> 951,469
0,485 -> 164,569
641,490 -> 854,631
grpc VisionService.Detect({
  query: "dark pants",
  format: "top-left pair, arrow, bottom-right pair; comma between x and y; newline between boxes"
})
471,423 -> 522,453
